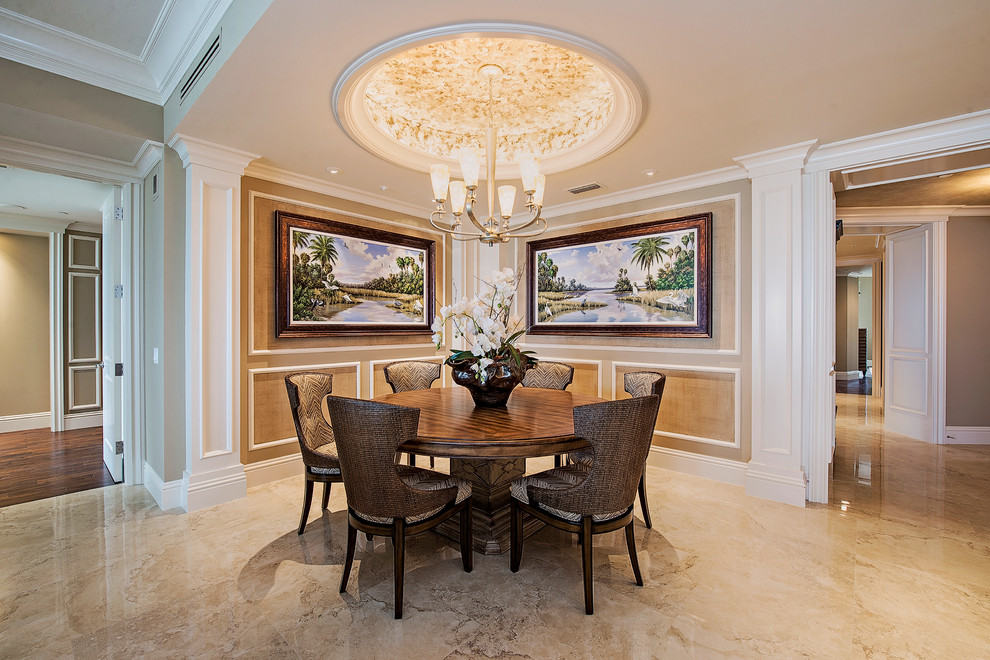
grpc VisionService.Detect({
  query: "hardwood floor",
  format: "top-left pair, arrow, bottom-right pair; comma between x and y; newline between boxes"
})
0,426 -> 115,507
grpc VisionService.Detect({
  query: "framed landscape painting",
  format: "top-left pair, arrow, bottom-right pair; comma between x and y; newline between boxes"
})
275,210 -> 435,337
526,213 -> 712,337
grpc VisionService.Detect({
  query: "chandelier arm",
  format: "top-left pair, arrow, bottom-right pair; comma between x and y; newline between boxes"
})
500,219 -> 550,241
503,205 -> 543,234
429,212 -> 498,241
463,195 -> 492,234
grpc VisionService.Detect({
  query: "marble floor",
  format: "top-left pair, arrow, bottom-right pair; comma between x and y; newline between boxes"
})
2,394 -> 989,658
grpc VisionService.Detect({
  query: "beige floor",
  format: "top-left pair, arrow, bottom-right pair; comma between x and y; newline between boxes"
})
2,393 -> 989,658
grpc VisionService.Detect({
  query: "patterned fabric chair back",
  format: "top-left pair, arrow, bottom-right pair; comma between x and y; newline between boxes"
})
623,371 -> 666,401
285,372 -> 337,470
529,396 -> 660,516
521,361 -> 574,390
384,361 -> 442,393
326,396 -> 456,520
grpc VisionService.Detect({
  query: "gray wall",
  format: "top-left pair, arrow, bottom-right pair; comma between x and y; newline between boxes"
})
162,147 -> 186,481
946,217 -> 990,427
0,232 -> 50,416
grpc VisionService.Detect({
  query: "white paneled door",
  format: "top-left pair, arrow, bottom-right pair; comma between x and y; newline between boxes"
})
102,188 -> 124,482
884,225 -> 935,442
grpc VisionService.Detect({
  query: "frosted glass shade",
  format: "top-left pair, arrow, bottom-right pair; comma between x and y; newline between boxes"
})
518,153 -> 541,193
532,174 -> 546,207
498,185 -> 516,218
430,164 -> 449,202
449,180 -> 467,214
459,148 -> 481,187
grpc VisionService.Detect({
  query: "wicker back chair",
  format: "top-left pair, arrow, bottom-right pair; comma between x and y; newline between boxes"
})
521,361 -> 574,390
383,360 -> 441,467
326,395 -> 473,619
567,371 -> 666,528
509,395 -> 660,614
285,372 -> 342,535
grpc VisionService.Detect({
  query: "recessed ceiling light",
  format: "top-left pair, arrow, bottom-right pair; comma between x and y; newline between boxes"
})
642,169 -> 656,177
326,167 -> 342,175
379,185 -> 389,192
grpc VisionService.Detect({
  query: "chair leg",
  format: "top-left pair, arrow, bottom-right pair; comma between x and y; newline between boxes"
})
460,498 -> 473,572
339,523 -> 357,593
638,470 -> 652,529
625,520 -> 644,586
510,499 -> 523,572
321,481 -> 332,510
581,516 -> 594,615
393,519 -> 406,619
298,478 -> 314,535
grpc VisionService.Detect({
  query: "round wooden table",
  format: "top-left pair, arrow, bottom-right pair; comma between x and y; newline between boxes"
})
375,386 -> 603,554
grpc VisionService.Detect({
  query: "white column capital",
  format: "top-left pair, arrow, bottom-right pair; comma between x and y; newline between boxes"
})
167,133 -> 259,174
734,139 -> 819,178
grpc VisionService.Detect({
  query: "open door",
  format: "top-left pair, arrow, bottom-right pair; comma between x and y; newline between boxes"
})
101,188 -> 124,482
884,224 -> 935,442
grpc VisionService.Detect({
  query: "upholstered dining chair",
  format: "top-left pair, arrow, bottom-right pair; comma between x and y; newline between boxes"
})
568,371 -> 666,528
326,395 -> 473,619
284,372 -> 342,535
521,361 -> 575,467
509,395 -> 660,614
383,360 -> 441,467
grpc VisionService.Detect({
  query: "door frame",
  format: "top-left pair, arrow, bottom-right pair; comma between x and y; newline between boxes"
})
0,136 -> 162,486
803,109 -> 990,502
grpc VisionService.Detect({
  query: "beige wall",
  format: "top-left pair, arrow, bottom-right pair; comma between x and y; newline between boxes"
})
239,177 -> 449,466
858,276 -> 873,362
513,180 -> 751,464
162,148 -> 187,481
0,232 -> 50,416
835,276 -> 859,373
946,217 -> 990,427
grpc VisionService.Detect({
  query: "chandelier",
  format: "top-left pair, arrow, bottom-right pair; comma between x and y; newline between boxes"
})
428,64 -> 547,246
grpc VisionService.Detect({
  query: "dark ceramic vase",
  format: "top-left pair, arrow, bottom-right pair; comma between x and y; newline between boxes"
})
448,358 -> 526,407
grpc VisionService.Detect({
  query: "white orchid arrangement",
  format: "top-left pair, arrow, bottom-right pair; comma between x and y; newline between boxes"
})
432,267 -> 535,383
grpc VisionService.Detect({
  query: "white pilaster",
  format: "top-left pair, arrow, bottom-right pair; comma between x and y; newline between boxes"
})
168,134 -> 258,512
735,140 -> 818,507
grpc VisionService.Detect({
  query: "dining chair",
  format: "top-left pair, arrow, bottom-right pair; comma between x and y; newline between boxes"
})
383,360 -> 441,467
509,394 -> 660,614
284,372 -> 343,535
521,361 -> 575,467
326,395 -> 473,619
568,371 -> 666,528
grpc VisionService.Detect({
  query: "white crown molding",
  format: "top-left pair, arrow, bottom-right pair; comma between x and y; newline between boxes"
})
0,213 -> 70,235
168,133 -> 258,173
0,135 -> 146,184
133,141 -> 165,178
838,206 -> 990,220
0,0 -> 234,104
807,109 -> 990,174
543,166 -> 747,219
734,139 -> 820,178
244,162 -> 425,218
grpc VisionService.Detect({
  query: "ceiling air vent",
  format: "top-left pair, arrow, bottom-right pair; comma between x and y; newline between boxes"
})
567,182 -> 604,195
179,28 -> 221,103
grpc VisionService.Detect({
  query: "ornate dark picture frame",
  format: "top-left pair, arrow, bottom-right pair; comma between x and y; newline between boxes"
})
275,210 -> 436,337
526,212 -> 712,337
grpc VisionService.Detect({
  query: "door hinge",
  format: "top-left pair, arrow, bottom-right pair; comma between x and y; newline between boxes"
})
114,284 -> 124,298
115,363 -> 124,377
115,440 -> 124,455
114,206 -> 124,221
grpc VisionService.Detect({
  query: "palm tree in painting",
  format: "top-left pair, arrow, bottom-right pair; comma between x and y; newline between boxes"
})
292,230 -> 312,252
631,236 -> 669,280
309,235 -> 338,275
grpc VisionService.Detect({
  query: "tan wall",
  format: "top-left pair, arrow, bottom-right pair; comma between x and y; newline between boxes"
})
946,217 -> 990,427
859,276 -> 873,362
513,181 -> 751,463
162,148 -> 187,481
240,178 -> 450,466
143,160 -> 166,479
0,232 -> 51,416
835,276 -> 859,372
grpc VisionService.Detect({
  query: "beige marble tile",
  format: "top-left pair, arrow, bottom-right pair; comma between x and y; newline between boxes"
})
2,392 -> 988,658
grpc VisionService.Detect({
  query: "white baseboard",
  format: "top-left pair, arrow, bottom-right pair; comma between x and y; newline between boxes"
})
244,453 -> 303,488
64,411 -> 102,430
745,463 -> 808,507
647,446 -> 747,487
945,426 -> 990,445
181,464 -> 248,512
143,462 -> 183,510
0,411 -> 50,433
835,370 -> 863,381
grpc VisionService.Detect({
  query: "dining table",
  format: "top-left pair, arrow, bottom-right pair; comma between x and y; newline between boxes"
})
374,385 -> 603,554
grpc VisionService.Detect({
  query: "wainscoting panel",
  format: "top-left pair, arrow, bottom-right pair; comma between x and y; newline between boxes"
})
247,362 -> 359,452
